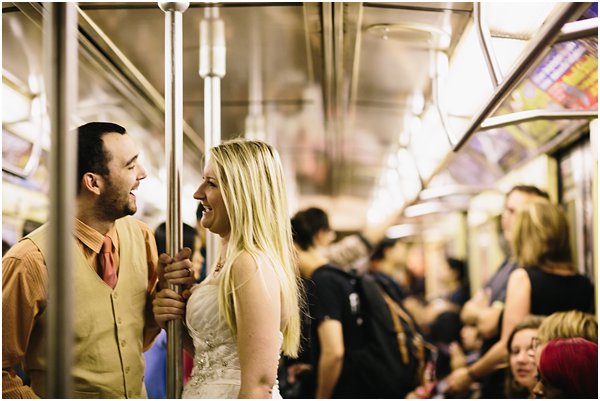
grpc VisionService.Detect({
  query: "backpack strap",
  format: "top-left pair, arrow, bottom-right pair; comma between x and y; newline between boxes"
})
380,290 -> 410,364
379,287 -> 427,383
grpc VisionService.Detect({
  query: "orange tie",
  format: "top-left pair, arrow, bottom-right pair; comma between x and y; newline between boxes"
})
102,236 -> 117,289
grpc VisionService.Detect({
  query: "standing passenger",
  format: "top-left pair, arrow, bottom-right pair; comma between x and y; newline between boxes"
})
302,206 -> 403,275
153,139 -> 301,398
368,237 -> 408,300
458,184 -> 549,397
2,122 -> 189,398
288,211 -> 367,398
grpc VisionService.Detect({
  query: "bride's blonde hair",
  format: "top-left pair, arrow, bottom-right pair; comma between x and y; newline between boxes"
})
210,139 -> 301,357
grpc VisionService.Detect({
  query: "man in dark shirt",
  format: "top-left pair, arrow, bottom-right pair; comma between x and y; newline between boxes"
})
285,211 -> 371,398
310,266 -> 367,398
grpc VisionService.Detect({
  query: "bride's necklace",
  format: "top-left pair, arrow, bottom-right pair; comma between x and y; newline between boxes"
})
214,259 -> 225,274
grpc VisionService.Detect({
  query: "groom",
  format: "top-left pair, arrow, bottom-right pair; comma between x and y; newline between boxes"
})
2,122 -> 195,398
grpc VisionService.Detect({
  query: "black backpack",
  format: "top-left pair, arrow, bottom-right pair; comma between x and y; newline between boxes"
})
339,271 -> 428,398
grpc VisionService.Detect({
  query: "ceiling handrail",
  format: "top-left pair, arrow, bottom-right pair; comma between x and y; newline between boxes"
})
452,2 -> 591,153
557,16 -> 598,43
481,110 -> 598,130
398,2 -> 591,220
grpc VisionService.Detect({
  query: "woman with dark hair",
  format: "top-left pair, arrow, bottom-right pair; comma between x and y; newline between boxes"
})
533,338 -> 598,398
444,257 -> 470,307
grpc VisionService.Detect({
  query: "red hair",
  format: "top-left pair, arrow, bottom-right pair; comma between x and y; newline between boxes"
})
539,337 -> 598,398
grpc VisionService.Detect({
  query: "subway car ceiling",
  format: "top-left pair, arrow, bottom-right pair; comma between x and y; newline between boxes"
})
2,2 -> 598,242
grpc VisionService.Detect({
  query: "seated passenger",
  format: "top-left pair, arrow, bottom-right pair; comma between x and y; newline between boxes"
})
453,323 -> 483,369
504,315 -> 543,398
531,309 -> 597,368
427,311 -> 462,380
533,338 -> 598,399
536,309 -> 597,345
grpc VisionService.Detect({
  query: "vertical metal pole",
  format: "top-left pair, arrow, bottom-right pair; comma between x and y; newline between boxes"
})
473,2 -> 503,87
245,11 -> 266,141
199,6 -> 226,273
431,50 -> 458,146
158,2 -> 189,399
44,2 -> 78,398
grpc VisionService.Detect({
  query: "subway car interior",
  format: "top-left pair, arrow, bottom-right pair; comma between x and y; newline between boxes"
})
2,1 -> 598,399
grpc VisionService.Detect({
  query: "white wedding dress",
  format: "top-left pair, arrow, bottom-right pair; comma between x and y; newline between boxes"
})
182,281 -> 282,399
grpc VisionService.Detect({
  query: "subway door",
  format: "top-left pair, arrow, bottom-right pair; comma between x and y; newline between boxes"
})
555,124 -> 596,304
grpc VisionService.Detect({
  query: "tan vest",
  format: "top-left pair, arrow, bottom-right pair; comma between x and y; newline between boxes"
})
25,217 -> 149,398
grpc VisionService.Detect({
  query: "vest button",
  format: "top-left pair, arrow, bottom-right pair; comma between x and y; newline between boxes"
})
117,317 -> 122,324
125,366 -> 131,373
121,339 -> 126,347
113,291 -> 118,299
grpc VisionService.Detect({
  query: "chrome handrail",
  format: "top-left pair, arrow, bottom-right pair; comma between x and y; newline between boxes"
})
453,2 -> 589,152
473,2 -> 503,87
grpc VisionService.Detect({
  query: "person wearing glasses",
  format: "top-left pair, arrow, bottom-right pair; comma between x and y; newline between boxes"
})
504,316 -> 544,398
535,310 -> 597,345
446,198 -> 594,394
530,309 -> 597,366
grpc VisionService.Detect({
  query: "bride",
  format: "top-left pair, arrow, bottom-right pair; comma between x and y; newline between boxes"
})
153,139 -> 301,398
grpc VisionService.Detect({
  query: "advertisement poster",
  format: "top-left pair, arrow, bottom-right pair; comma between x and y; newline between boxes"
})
531,39 -> 598,110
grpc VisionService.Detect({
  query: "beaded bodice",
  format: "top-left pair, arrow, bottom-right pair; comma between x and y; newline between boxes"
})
182,281 -> 282,398
183,282 -> 240,398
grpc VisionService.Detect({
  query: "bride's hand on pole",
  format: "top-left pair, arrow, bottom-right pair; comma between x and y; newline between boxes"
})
158,247 -> 196,289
